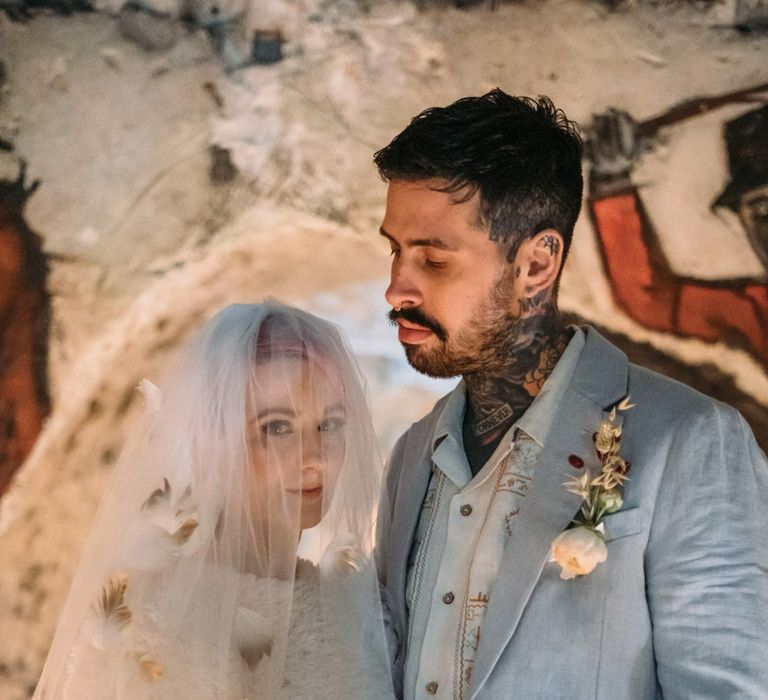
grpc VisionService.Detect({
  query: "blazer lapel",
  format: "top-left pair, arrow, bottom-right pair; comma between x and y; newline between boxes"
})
469,328 -> 629,698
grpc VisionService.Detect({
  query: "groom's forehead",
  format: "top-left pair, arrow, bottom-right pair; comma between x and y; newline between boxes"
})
379,209 -> 490,252
383,180 -> 484,225
379,226 -> 460,251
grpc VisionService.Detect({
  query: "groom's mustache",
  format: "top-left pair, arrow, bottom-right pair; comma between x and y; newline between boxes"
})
388,307 -> 448,342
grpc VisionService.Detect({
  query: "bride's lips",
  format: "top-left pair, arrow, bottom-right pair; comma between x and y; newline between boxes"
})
397,320 -> 434,344
299,486 -> 323,500
286,484 -> 323,499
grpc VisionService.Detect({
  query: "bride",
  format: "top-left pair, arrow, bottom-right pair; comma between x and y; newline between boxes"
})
34,302 -> 396,699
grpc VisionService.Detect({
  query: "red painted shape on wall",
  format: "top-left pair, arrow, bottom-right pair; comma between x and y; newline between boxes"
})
0,166 -> 50,495
589,190 -> 768,365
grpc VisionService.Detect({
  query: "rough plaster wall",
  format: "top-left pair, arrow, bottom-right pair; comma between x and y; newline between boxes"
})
0,1 -> 766,695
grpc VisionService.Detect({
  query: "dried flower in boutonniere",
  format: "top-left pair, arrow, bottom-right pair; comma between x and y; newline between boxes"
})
551,397 -> 634,580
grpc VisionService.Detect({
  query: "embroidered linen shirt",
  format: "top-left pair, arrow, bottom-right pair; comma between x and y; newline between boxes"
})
403,329 -> 585,700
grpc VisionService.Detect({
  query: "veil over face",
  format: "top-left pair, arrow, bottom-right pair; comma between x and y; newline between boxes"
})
34,302 -> 394,699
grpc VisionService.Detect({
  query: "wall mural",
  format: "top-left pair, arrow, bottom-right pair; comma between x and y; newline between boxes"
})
0,163 -> 50,496
585,85 -> 768,367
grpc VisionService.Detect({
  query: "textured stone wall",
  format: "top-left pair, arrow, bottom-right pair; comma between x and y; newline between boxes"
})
0,1 -> 766,696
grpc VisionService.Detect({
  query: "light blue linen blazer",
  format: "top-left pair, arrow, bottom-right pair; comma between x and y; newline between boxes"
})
378,327 -> 768,699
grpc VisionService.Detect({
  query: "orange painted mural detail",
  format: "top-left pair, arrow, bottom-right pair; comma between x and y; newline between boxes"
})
586,99 -> 768,366
590,191 -> 768,365
0,164 -> 50,495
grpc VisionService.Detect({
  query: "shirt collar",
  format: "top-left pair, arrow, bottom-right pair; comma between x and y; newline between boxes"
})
432,380 -> 467,452
430,327 -> 586,452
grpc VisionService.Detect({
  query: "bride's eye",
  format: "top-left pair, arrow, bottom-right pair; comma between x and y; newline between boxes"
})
261,419 -> 293,436
319,416 -> 346,433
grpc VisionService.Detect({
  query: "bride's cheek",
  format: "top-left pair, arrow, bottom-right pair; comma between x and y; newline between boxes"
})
248,444 -> 272,484
324,438 -> 346,488
248,446 -> 286,501
274,444 -> 301,479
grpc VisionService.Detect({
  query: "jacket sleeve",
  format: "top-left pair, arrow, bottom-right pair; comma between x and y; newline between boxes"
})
376,431 -> 408,585
646,402 -> 768,698
375,431 -> 410,696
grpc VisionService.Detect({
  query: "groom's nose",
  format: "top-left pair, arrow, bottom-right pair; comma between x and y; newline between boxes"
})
385,261 -> 423,310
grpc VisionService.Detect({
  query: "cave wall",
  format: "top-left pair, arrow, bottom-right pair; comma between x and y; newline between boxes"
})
0,1 -> 766,696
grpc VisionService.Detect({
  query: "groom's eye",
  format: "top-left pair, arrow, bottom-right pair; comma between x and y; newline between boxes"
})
261,420 -> 293,436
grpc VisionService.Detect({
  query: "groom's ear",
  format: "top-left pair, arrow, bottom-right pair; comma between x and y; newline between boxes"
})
514,229 -> 564,298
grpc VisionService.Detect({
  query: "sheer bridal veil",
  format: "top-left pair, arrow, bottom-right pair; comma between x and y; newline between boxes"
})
34,302 -> 395,699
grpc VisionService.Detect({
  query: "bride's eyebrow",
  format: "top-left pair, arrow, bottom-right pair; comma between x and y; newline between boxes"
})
256,407 -> 297,420
324,404 -> 347,416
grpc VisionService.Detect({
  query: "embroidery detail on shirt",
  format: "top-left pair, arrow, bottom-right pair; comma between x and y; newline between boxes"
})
496,470 -> 531,496
461,616 -> 483,694
503,508 -> 520,537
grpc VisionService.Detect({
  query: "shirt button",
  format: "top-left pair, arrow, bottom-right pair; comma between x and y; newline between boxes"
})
442,591 -> 454,604
426,681 -> 439,695
460,504 -> 472,516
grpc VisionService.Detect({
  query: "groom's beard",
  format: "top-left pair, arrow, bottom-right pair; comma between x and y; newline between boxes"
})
388,270 -> 525,380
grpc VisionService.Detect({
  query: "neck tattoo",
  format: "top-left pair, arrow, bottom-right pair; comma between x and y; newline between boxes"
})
463,292 -> 570,448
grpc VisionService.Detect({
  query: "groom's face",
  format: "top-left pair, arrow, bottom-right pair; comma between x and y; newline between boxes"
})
381,178 -> 519,378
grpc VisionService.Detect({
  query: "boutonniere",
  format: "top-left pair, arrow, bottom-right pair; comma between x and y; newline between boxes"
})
550,397 -> 634,580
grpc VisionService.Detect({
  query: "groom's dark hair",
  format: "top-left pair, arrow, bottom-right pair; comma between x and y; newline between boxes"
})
373,89 -> 583,262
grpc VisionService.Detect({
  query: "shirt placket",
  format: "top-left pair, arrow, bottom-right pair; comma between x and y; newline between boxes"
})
413,447 -> 512,700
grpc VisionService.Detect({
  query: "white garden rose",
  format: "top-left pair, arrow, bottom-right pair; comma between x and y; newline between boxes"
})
551,526 -> 607,580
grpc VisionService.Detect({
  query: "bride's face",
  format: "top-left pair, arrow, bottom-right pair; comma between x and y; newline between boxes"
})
248,356 -> 347,531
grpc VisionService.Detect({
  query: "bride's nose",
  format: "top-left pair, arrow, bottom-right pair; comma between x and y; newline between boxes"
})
300,430 -> 326,473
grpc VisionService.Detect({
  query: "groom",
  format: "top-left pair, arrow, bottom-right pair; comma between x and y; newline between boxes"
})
374,90 -> 768,699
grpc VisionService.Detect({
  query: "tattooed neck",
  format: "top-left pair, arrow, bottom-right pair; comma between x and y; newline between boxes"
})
463,294 -> 570,447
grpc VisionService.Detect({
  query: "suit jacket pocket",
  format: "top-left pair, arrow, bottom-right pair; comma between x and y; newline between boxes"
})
602,507 -> 645,542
